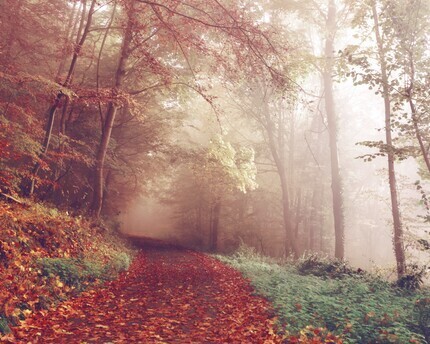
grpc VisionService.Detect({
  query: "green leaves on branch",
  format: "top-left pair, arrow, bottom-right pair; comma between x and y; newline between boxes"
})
356,141 -> 414,162
195,135 -> 258,197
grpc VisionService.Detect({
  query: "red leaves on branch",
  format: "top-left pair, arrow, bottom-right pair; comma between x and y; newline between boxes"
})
8,248 -> 284,343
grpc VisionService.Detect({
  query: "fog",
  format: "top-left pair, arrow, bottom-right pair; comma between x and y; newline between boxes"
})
120,2 -> 430,279
120,77 -> 429,277
2,0 -> 427,281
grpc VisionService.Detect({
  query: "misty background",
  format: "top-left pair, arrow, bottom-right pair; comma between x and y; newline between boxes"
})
1,0 -> 429,280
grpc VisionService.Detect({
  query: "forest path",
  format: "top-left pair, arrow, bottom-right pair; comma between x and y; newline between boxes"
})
11,247 -> 282,343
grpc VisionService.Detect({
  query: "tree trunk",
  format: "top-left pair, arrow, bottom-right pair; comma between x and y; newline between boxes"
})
318,187 -> 326,252
323,0 -> 345,260
28,94 -> 63,194
309,187 -> 318,251
294,188 -> 302,240
197,198 -> 202,233
405,53 -> 430,174
264,114 -> 299,257
90,4 -> 134,218
210,201 -> 221,251
55,0 -> 79,82
372,2 -> 406,278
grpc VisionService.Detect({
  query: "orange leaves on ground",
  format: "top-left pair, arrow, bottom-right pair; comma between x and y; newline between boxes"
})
0,201 -> 128,331
8,248 -> 285,343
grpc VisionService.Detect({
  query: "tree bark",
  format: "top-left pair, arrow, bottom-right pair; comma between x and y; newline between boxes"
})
28,93 -> 64,195
90,3 -> 134,218
323,0 -> 345,260
55,0 -> 79,82
294,188 -> 302,240
210,201 -> 221,251
372,1 -> 406,278
264,112 -> 299,257
309,186 -> 318,251
405,53 -> 430,174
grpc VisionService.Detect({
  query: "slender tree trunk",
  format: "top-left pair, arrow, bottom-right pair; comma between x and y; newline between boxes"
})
372,2 -> 406,278
323,0 -> 345,260
309,188 -> 317,251
55,0 -> 79,82
90,4 -> 134,217
28,0 -> 96,195
265,115 -> 299,257
405,53 -> 430,174
96,0 -> 118,131
315,185 -> 326,253
52,99 -> 72,185
91,103 -> 118,217
308,100 -> 326,253
29,94 -> 64,193
410,100 -> 430,172
52,1 -> 117,202
197,198 -> 202,233
294,188 -> 302,241
210,201 -> 221,251
208,205 -> 213,249
304,199 -> 310,252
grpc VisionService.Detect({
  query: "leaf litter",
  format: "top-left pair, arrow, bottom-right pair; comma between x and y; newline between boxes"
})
5,247 -> 283,343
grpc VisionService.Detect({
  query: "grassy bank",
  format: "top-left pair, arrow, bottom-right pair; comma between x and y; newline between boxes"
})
0,200 -> 135,336
216,246 -> 430,343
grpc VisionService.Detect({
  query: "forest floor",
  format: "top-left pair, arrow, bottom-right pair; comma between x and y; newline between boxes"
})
6,246 -> 283,343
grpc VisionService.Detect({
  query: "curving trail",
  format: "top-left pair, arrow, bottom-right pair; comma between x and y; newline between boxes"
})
10,247 -> 283,343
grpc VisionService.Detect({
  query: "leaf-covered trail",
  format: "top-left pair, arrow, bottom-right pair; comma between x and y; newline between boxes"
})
12,248 -> 283,343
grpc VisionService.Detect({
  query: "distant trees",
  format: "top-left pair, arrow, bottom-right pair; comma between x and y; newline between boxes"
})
247,84 -> 300,257
255,0 -> 348,259
201,137 -> 258,251
169,136 -> 257,251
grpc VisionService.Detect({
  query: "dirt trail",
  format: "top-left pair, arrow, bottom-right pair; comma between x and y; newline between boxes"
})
10,247 -> 283,343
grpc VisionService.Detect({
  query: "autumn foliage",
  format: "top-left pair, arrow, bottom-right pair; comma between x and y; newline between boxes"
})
0,0 -> 283,216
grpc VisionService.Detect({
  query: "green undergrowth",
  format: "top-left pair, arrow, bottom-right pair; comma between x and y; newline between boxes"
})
37,251 -> 131,291
215,245 -> 430,343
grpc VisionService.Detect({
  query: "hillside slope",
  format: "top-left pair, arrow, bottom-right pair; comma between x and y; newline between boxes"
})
0,200 -> 134,336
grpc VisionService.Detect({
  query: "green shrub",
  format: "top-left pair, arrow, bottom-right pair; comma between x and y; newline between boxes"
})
38,257 -> 84,287
109,252 -> 131,273
0,315 -> 11,335
414,298 -> 430,342
396,265 -> 428,291
37,253 -> 131,290
297,253 -> 363,279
